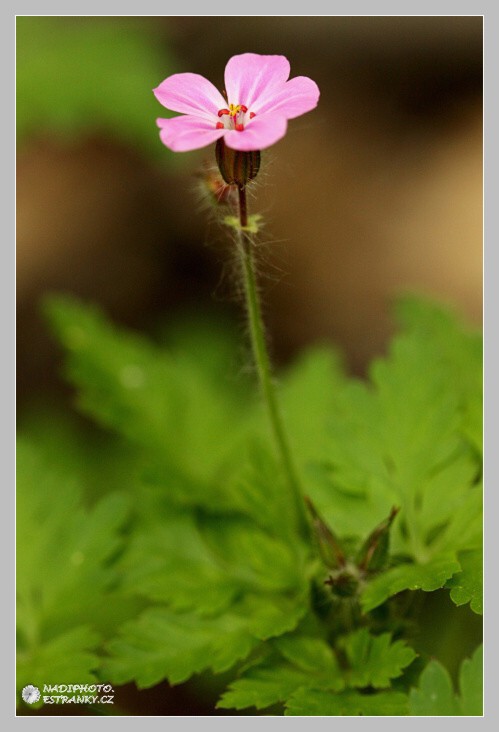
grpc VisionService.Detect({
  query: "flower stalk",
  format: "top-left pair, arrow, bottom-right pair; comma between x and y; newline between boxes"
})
235,184 -> 309,538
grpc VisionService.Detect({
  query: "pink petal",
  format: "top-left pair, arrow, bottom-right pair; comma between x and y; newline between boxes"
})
224,54 -> 290,110
224,114 -> 288,152
154,73 -> 226,122
254,76 -> 320,119
157,116 -> 225,152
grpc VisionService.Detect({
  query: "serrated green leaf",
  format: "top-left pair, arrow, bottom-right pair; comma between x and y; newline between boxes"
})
306,298 -> 482,572
197,514 -> 305,594
17,626 -> 100,691
274,635 -> 341,677
120,484 -> 308,616
227,442 -> 299,540
409,660 -> 459,715
339,629 -> 417,689
409,646 -> 482,716
447,549 -> 483,615
218,635 -> 344,711
239,593 -> 308,640
120,508 -> 238,614
16,438 -> 130,699
103,607 -> 258,688
285,688 -> 409,716
104,591 -> 307,690
44,295 -> 254,510
16,440 -> 130,632
217,664 -> 316,711
459,645 -> 483,715
278,347 -> 345,482
361,556 -> 461,612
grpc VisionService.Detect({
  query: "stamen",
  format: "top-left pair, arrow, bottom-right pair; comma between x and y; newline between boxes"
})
249,112 -> 256,119
235,123 -> 244,132
240,105 -> 248,113
216,122 -> 224,129
218,109 -> 230,117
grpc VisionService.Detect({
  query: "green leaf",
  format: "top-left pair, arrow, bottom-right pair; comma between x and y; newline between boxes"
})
218,664 -> 315,711
16,17 -> 176,158
306,298 -> 481,570
17,626 -> 100,691
120,479 -> 308,617
274,634 -> 342,677
459,645 -> 483,715
361,556 -> 461,612
227,442 -> 300,540
120,507 -> 238,614
447,549 -> 483,615
285,688 -> 409,716
409,660 -> 459,715
104,589 -> 308,690
103,607 -> 258,688
218,635 -> 344,711
16,438 -> 130,698
339,629 -> 417,689
409,646 -> 482,716
278,347 -> 346,483
44,295 -> 253,510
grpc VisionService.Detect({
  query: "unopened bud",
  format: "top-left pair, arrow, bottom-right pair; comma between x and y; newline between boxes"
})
356,506 -> 399,573
325,566 -> 360,598
305,496 -> 346,570
215,138 -> 260,187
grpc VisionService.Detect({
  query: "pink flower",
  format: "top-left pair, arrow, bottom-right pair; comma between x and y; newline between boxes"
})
154,53 -> 320,153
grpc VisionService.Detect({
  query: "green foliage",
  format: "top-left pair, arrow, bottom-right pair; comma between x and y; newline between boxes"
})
446,549 -> 483,615
285,689 -> 410,716
305,298 -> 482,613
218,634 -> 345,711
16,294 -> 482,714
339,629 -> 417,689
218,628 -> 416,712
16,439 -> 131,696
409,645 -> 482,716
361,556 -> 461,613
16,17 -> 175,158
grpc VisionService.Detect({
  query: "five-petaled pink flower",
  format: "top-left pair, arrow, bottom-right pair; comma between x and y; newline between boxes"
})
154,53 -> 320,153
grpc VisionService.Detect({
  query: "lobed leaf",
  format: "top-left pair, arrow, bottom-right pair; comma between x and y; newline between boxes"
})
361,556 -> 461,612
218,635 -> 344,711
339,628 -> 417,689
409,645 -> 482,716
16,438 -> 130,699
446,549 -> 483,615
104,563 -> 308,690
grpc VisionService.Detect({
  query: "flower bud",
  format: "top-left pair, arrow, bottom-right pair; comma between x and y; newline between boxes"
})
305,496 -> 346,570
355,506 -> 399,573
215,138 -> 260,187
325,566 -> 360,598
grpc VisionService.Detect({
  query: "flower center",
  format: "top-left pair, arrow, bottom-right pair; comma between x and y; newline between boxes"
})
216,102 -> 256,132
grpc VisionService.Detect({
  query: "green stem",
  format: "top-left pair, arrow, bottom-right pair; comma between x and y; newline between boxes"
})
235,185 -> 309,538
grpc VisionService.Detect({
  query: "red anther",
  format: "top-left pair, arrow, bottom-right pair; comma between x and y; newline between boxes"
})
216,122 -> 224,129
240,105 -> 248,113
249,112 -> 256,119
235,123 -> 244,132
218,108 -> 230,117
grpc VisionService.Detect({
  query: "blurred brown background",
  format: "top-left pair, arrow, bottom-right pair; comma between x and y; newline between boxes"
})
17,16 -> 483,411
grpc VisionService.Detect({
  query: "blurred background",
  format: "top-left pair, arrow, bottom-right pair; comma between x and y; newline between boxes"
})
17,15 -> 482,409
16,15 -> 483,715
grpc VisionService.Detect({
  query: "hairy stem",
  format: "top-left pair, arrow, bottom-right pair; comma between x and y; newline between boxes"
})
235,185 -> 309,538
